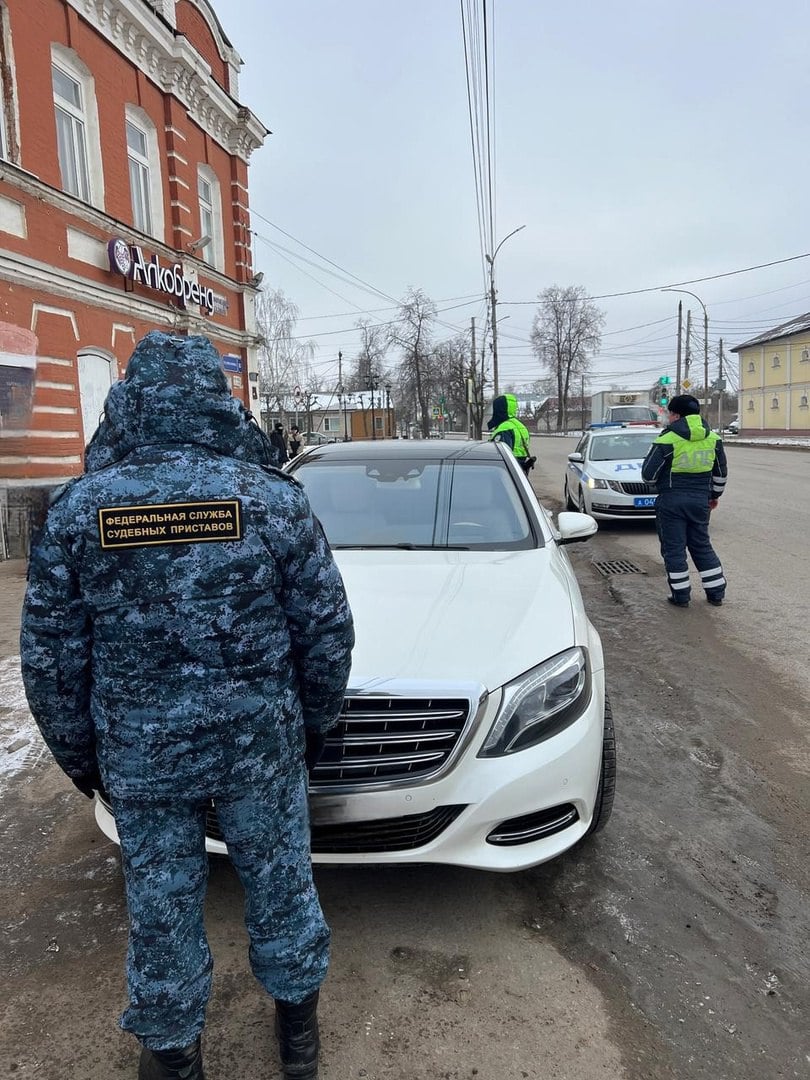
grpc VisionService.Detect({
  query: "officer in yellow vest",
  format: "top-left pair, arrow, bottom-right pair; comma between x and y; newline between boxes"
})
641,394 -> 728,607
488,394 -> 535,474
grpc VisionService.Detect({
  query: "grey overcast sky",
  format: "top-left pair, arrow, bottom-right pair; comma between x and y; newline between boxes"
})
223,0 -> 810,393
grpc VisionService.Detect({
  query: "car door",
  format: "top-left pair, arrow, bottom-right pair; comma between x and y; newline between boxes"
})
567,433 -> 589,498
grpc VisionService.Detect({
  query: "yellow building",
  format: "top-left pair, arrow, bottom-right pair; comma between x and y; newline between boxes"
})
732,313 -> 810,435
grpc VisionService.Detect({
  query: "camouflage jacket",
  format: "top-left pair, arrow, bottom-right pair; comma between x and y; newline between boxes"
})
20,332 -> 354,799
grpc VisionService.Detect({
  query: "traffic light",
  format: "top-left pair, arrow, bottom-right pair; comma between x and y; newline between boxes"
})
659,375 -> 671,407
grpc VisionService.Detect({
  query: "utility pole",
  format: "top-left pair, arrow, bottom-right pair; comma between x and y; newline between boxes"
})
718,339 -> 725,433
489,270 -> 500,398
580,373 -> 586,433
684,309 -> 692,384
485,225 -> 526,399
469,317 -> 476,439
675,300 -> 683,393
702,306 -> 709,411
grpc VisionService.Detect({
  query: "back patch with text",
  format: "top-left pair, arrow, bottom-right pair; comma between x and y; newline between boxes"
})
98,500 -> 243,549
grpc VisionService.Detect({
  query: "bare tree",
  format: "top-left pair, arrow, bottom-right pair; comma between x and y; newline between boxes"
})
347,320 -> 390,391
392,288 -> 436,438
429,334 -> 470,432
531,286 -> 605,431
255,288 -> 316,427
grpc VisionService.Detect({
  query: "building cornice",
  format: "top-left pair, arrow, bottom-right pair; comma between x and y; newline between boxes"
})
69,0 -> 269,161
0,161 -> 260,296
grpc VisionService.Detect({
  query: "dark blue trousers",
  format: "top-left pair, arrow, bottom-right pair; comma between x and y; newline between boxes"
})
112,773 -> 329,1050
655,489 -> 726,603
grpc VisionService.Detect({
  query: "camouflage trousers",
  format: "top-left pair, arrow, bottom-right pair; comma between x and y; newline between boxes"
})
111,775 -> 330,1050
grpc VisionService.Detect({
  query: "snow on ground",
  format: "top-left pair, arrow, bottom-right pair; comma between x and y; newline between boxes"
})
0,655 -> 47,786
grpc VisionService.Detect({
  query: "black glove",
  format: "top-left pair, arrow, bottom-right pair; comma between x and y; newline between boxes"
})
71,766 -> 105,800
304,730 -> 326,771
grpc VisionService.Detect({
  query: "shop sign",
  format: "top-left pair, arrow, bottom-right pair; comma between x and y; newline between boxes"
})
108,238 -> 216,312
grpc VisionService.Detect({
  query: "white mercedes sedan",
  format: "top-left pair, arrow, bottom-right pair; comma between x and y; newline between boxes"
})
96,439 -> 614,871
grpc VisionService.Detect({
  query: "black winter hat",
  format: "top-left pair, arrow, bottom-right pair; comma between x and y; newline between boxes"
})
667,394 -> 701,416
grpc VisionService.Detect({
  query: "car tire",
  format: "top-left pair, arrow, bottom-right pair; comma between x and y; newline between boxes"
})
564,479 -> 576,511
577,488 -> 588,515
585,692 -> 616,836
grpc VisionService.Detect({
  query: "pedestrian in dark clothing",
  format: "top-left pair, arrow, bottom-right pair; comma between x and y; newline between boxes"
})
289,425 -> 302,457
20,332 -> 355,1080
641,393 -> 728,607
270,421 -> 289,464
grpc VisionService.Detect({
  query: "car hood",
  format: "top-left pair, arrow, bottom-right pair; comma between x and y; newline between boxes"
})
333,548 -> 575,691
587,457 -> 647,480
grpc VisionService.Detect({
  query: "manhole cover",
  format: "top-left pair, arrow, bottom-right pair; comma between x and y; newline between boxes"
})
593,559 -> 646,577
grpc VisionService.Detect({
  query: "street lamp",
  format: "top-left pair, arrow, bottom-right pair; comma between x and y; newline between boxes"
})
485,225 -> 526,397
384,381 -> 392,438
366,373 -> 379,440
662,287 -> 708,400
337,383 -> 349,442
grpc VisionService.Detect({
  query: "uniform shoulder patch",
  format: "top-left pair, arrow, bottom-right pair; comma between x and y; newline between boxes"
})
98,499 -> 243,549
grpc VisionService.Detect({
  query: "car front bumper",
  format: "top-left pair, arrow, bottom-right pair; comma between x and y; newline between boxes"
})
587,493 -> 657,519
94,669 -> 606,872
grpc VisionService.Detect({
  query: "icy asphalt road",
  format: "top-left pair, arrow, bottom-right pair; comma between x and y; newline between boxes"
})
1,436 -> 808,1079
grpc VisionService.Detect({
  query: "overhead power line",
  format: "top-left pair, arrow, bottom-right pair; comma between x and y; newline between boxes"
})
499,252 -> 810,305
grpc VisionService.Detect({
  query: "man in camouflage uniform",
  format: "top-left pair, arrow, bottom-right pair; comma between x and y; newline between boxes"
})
20,331 -> 354,1080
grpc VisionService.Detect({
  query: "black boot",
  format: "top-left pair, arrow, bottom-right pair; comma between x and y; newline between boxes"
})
138,1039 -> 205,1080
275,991 -> 320,1079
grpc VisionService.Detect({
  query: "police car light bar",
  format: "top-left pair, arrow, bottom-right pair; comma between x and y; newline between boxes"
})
588,421 -> 661,430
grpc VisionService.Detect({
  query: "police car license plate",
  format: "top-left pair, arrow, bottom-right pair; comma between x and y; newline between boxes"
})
634,496 -> 657,508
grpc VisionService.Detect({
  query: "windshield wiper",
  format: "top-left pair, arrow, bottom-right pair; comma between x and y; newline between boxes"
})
388,543 -> 471,550
331,543 -> 470,550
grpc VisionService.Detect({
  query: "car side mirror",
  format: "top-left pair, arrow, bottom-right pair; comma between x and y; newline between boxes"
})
567,452 -> 584,462
556,511 -> 598,544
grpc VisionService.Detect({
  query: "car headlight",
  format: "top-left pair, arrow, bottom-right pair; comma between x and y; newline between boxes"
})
479,647 -> 590,757
586,477 -> 608,489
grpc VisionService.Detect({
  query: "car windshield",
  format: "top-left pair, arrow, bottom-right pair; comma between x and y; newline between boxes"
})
292,458 -> 537,550
609,406 -> 656,422
589,432 -> 658,461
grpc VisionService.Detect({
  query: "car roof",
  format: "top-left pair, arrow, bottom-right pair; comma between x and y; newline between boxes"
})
588,425 -> 659,437
296,439 -> 503,463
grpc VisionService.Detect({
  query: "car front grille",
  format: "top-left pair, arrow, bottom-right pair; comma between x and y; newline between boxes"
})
205,802 -> 467,854
608,480 -> 656,495
309,695 -> 472,789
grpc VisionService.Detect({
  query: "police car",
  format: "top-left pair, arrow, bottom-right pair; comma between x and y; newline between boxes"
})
564,424 -> 661,519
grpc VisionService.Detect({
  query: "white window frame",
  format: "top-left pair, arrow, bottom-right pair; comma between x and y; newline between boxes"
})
770,396 -> 779,409
51,44 -> 104,209
0,3 -> 19,163
125,105 -> 164,241
800,394 -> 808,409
747,360 -> 755,373
772,354 -> 781,368
746,399 -> 755,411
196,164 -> 224,271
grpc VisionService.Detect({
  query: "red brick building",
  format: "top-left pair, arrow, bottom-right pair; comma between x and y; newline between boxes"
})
0,0 -> 268,555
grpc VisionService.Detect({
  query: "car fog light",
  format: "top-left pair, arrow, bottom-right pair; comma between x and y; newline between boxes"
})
479,647 -> 589,756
